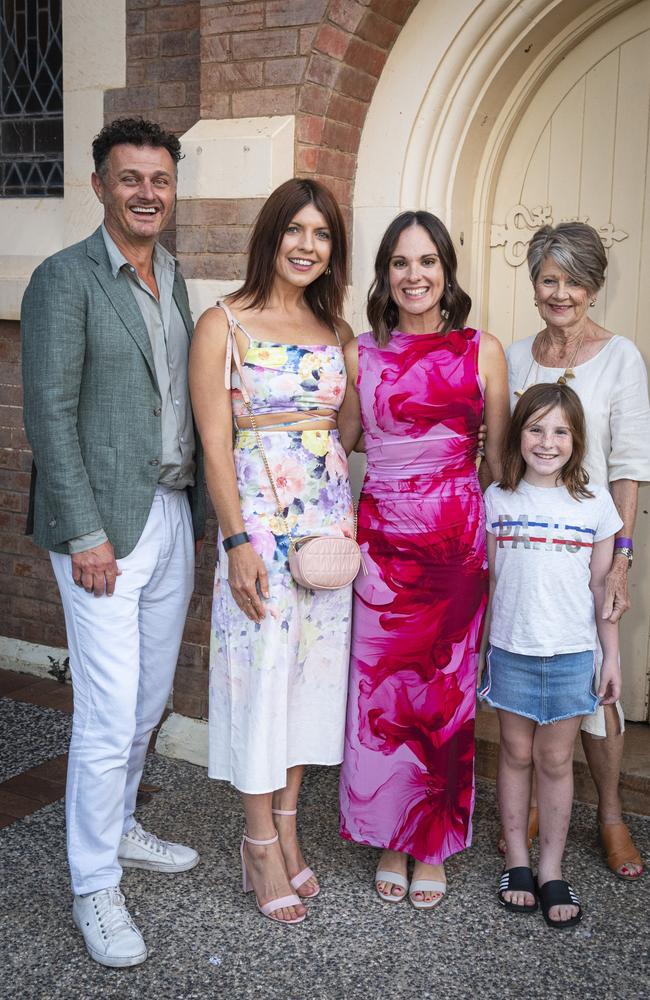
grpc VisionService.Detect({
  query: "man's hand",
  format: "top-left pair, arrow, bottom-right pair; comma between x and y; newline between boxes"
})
71,540 -> 121,597
602,554 -> 631,623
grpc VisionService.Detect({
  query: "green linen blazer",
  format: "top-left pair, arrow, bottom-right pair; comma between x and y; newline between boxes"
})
21,227 -> 206,558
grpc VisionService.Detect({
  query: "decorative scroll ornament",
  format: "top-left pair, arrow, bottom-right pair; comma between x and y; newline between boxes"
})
490,205 -> 628,266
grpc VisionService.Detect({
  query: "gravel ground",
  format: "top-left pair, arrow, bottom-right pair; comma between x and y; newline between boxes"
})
1,726 -> 648,1000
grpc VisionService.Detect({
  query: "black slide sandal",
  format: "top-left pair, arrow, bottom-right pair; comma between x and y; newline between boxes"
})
497,867 -> 538,913
537,878 -> 582,929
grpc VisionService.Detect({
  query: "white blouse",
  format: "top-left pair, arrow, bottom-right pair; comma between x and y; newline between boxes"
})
506,335 -> 650,488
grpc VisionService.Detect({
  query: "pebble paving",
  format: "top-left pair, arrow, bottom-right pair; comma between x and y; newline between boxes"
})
1,701 -> 648,1000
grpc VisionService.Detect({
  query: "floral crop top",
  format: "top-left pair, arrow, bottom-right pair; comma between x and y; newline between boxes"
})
218,301 -> 347,421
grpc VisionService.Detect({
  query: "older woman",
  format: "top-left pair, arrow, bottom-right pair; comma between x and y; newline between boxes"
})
190,179 -> 354,924
338,211 -> 510,907
506,221 -> 650,880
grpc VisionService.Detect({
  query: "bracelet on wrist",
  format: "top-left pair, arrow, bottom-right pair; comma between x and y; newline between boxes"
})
614,537 -> 633,550
222,532 -> 250,552
613,545 -> 633,567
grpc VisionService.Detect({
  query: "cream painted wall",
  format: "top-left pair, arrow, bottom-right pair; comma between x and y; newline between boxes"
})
0,0 -> 125,319
178,116 -> 294,202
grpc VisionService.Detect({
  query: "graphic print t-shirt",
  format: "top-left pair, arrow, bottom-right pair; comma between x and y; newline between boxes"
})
485,481 -> 622,656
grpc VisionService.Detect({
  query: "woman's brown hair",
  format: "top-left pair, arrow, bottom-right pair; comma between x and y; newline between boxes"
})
229,177 -> 348,329
366,211 -> 471,346
499,383 -> 593,499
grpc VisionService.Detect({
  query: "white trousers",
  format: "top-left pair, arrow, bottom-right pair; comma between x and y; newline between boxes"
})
51,487 -> 195,894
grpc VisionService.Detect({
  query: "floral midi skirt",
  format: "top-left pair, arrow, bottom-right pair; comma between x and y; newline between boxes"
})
208,428 -> 354,794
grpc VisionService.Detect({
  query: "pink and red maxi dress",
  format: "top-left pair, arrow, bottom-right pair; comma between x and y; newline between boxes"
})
339,329 -> 488,864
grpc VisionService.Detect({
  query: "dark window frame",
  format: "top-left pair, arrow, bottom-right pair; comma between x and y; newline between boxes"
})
0,0 -> 63,198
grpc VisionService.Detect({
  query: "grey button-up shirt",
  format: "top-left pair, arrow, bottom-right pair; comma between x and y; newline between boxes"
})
67,228 -> 195,553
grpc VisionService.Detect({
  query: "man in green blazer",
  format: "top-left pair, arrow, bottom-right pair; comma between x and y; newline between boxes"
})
22,118 -> 206,969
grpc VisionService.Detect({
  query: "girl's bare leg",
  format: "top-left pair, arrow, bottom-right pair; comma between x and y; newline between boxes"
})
534,716 -> 583,923
497,710 -> 536,907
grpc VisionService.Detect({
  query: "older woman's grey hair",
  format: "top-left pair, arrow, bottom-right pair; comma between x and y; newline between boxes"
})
527,222 -> 608,295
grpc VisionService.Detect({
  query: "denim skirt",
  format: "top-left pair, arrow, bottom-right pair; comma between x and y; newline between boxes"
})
478,645 -> 599,724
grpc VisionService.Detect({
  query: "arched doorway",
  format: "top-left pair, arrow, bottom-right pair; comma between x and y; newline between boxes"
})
354,0 -> 650,719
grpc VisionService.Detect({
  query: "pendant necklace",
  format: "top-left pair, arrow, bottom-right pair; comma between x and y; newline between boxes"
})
514,329 -> 587,397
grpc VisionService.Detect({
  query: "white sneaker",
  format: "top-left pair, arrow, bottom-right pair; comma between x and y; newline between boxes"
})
73,888 -> 147,968
118,821 -> 200,873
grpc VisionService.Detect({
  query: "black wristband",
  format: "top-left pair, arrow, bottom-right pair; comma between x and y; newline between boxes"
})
222,532 -> 250,552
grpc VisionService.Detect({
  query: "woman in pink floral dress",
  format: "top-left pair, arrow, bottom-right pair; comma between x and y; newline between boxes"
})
339,212 -> 510,908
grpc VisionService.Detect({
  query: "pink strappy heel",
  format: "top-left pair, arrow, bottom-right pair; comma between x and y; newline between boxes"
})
240,832 -> 306,925
272,808 -> 320,898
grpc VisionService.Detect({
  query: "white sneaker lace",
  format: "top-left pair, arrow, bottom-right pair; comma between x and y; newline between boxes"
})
128,822 -> 168,856
92,888 -> 138,940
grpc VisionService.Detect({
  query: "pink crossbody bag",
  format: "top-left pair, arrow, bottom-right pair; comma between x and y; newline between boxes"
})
219,301 -> 364,591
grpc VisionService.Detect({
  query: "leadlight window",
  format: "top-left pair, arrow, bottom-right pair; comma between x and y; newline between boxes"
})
0,0 -> 63,197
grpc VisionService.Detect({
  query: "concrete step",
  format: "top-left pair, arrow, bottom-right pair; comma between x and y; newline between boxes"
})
475,704 -> 650,816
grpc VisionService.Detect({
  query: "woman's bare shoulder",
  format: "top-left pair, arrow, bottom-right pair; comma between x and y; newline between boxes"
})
343,334 -> 359,361
194,302 -> 231,343
478,329 -> 506,357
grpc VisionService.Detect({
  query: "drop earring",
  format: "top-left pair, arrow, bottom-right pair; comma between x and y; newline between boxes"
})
325,266 -> 332,276
590,299 -> 596,307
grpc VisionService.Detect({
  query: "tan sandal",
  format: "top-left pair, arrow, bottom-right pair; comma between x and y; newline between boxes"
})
497,806 -> 539,857
599,822 -> 645,880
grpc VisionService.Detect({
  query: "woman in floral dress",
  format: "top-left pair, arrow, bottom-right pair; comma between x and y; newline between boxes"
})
338,212 -> 510,908
190,179 -> 354,925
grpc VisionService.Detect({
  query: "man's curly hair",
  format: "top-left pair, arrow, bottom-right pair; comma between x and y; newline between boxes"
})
92,118 -> 183,176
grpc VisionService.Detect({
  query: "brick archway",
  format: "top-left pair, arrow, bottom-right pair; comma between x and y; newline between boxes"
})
294,1 -> 419,214
196,0 -> 418,217
105,1 -> 417,290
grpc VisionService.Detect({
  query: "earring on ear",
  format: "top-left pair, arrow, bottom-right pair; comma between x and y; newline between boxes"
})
325,265 -> 332,276
534,299 -> 538,307
590,299 -> 596,307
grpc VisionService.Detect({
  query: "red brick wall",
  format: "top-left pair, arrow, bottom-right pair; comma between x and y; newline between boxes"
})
105,0 -> 201,256
106,0 -> 200,136
0,320 -> 68,651
180,0 -> 418,278
3,0 -> 418,722
0,310 -> 212,720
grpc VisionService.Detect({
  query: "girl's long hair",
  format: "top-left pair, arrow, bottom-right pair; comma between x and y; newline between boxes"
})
499,383 -> 593,499
366,211 -> 471,346
229,177 -> 348,329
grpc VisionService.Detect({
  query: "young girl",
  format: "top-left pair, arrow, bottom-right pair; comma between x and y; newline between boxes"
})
479,383 -> 622,929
